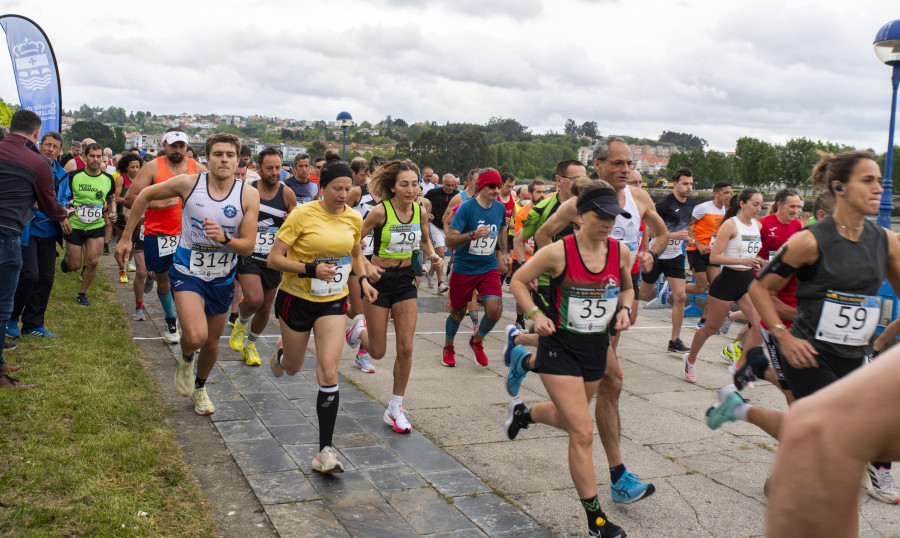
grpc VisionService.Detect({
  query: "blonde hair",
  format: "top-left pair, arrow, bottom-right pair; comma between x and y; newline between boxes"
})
367,159 -> 421,201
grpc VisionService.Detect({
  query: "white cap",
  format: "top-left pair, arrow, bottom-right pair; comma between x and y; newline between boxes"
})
162,131 -> 189,145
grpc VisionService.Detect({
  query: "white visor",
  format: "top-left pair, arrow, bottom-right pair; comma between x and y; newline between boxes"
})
162,131 -> 189,145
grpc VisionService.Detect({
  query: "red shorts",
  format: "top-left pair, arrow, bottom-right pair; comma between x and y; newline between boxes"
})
448,269 -> 502,310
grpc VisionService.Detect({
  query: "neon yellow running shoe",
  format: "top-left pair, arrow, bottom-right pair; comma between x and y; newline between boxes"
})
229,320 -> 248,351
242,342 -> 261,366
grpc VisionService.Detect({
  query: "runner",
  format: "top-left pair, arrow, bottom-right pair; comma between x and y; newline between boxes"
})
441,169 -> 510,367
283,153 -> 318,204
505,179 -> 632,538
423,174 -> 459,293
345,159 -> 442,432
59,143 -> 116,306
116,133 -> 260,416
682,188 -> 763,383
637,168 -> 696,353
498,172 -> 517,286
713,151 -> 900,504
686,182 -> 733,328
228,148 -> 297,365
511,179 -> 546,330
113,154 -> 142,283
125,129 -> 205,343
266,157 -> 376,472
114,153 -> 150,319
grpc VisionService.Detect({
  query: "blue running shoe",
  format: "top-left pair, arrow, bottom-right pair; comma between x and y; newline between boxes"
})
506,345 -> 530,397
611,470 -> 656,504
503,324 -> 520,367
25,327 -> 55,338
6,321 -> 20,339
660,281 -> 671,305
706,390 -> 747,430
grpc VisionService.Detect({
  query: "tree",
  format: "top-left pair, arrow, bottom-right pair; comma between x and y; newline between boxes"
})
706,150 -> 733,187
580,121 -> 599,139
406,124 -> 427,143
875,145 -> 900,185
733,137 -> 776,188
393,118 -> 408,129
659,130 -> 707,150
774,138 -> 819,189
0,98 -> 14,127
564,119 -> 578,137
281,128 -> 294,141
111,127 -> 126,153
359,121 -> 372,129
307,140 -> 327,159
69,120 -> 115,149
76,104 -> 96,121
135,111 -> 145,123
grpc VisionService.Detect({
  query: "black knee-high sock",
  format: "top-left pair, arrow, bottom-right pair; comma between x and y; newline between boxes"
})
581,495 -> 607,534
317,385 -> 339,451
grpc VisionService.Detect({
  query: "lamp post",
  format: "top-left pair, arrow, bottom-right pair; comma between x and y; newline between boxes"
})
336,111 -> 353,160
874,20 -> 900,229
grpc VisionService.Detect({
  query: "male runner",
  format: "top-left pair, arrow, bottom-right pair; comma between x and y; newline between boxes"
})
59,143 -> 116,306
424,174 -> 459,293
498,172 -> 517,285
116,133 -> 259,415
686,181 -> 733,328
229,148 -> 296,365
442,170 -> 510,367
510,180 -> 546,330
125,129 -> 206,343
638,168 -> 697,352
283,152 -> 318,204
63,138 -> 94,173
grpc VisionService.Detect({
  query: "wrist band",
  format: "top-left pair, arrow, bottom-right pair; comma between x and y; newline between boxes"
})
304,262 -> 319,278
358,274 -> 369,285
525,307 -> 541,319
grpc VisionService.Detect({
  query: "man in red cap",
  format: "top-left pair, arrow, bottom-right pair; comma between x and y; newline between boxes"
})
441,168 -> 511,367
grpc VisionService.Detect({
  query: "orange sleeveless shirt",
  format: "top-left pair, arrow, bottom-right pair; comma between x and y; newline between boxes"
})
143,156 -> 198,236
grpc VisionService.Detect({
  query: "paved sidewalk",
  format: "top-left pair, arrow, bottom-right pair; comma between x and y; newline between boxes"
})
104,257 -> 900,537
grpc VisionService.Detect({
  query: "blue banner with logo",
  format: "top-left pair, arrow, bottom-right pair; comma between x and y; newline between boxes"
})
0,15 -> 61,138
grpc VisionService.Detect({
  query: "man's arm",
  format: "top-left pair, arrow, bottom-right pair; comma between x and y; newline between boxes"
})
125,159 -> 177,210
283,186 -> 297,215
534,198 -> 576,249
33,160 -> 67,222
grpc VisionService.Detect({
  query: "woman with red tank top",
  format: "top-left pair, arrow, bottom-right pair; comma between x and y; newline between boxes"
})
504,179 -> 635,538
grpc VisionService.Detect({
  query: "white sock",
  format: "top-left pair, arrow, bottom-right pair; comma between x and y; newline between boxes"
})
238,315 -> 252,326
734,403 -> 751,422
390,394 -> 403,411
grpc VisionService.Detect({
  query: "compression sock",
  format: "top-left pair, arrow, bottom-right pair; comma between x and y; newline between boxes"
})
158,290 -> 176,320
317,385 -> 339,451
194,376 -> 206,389
136,301 -> 144,310
445,316 -> 461,341
476,315 -> 497,337
610,464 -> 626,484
873,461 -> 892,470
581,496 -> 607,535
468,310 -> 479,327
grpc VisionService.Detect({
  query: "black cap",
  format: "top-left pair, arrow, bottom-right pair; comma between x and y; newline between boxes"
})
576,187 -> 631,219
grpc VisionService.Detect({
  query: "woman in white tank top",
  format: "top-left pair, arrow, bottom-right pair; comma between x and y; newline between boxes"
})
682,189 -> 764,383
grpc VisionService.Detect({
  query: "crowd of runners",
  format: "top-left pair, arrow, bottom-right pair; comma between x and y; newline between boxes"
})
3,112 -> 899,537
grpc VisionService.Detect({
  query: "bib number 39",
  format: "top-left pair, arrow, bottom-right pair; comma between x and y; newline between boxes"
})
815,290 -> 881,346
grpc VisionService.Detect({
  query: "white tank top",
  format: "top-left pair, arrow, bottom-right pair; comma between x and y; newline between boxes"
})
611,186 -> 642,254
722,216 -> 761,270
173,173 -> 245,283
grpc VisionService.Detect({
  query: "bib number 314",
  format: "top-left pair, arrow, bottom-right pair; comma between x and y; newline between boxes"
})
815,290 -> 881,346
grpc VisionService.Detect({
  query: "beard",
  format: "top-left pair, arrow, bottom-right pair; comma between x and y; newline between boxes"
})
167,152 -> 184,163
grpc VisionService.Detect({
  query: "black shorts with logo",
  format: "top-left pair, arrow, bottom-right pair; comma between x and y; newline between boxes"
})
237,256 -> 282,290
369,265 -> 417,308
641,254 -> 685,283
274,290 -> 346,333
533,329 -> 609,382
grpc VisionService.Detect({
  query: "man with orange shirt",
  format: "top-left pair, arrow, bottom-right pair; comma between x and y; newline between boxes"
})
686,181 -> 733,328
511,180 -> 545,330
126,129 -> 207,343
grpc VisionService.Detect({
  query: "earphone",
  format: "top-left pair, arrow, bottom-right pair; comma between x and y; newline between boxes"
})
834,184 -> 843,192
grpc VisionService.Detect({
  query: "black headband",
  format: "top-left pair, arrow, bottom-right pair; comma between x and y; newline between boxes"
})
319,162 -> 352,188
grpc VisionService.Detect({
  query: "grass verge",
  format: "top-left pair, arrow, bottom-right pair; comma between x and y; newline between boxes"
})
0,259 -> 218,536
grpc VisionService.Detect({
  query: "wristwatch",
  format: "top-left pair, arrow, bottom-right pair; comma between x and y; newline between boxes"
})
221,231 -> 232,244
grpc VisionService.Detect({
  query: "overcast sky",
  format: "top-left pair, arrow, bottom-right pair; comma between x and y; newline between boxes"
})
1,0 -> 898,152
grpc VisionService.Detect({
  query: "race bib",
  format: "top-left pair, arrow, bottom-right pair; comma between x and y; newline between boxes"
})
361,233 -> 374,256
254,225 -> 278,255
709,234 -> 717,247
386,223 -> 420,254
189,244 -> 234,278
297,196 -> 312,205
309,256 -> 352,296
157,234 -> 179,256
665,238 -> 683,254
139,223 -> 145,241
469,233 -> 498,256
740,235 -> 761,257
567,287 -> 619,334
77,204 -> 103,224
815,290 -> 881,346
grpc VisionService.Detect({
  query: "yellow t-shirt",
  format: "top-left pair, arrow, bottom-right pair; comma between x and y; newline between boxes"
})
276,201 -> 362,302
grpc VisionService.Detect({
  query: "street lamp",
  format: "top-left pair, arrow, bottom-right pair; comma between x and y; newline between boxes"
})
336,111 -> 353,160
874,19 -> 900,229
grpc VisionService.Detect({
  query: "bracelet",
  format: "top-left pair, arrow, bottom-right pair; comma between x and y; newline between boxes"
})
525,307 -> 541,319
303,262 -> 319,278
358,274 -> 369,285
620,306 -> 632,316
470,233 -> 476,241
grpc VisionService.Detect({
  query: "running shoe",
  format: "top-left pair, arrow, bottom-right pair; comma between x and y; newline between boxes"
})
312,446 -> 344,473
76,293 -> 91,307
506,345 -> 530,397
706,386 -> 746,430
384,405 -> 411,433
270,339 -> 284,377
6,321 -> 20,339
682,352 -> 697,383
667,338 -> 689,353
865,464 -> 900,504
504,398 -> 530,440
191,386 -> 215,415
660,281 -> 671,305
468,311 -> 479,330
126,260 -> 136,272
3,341 -> 17,350
60,257 -> 71,273
514,316 -> 526,332
103,243 -> 110,255
611,470 -> 656,504
504,324 -> 520,367
353,347 -> 375,373
164,318 -> 180,344
732,346 -> 769,390
720,342 -> 742,364
25,327 -> 55,338
174,354 -> 194,397
345,317 -> 366,349
119,270 -> 128,283
227,312 -> 238,327
696,318 -> 707,330
589,517 -> 627,538
133,307 -> 147,321
242,342 -> 261,366
442,345 -> 456,367
144,276 -> 154,294
229,320 -> 248,351
437,283 -> 449,294
425,272 -> 434,289
469,336 -> 488,366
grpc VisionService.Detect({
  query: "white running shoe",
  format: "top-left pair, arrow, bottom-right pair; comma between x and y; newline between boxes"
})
312,446 -> 344,473
354,348 -> 375,373
191,386 -> 214,415
346,317 -> 366,349
384,405 -> 411,433
164,319 -> 181,345
174,355 -> 194,397
683,352 -> 697,383
865,463 -> 900,504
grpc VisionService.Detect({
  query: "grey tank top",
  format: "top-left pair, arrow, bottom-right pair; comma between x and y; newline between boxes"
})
791,216 -> 888,358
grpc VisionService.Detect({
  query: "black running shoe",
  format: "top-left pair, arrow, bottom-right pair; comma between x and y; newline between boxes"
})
504,398 -> 529,440
733,345 -> 770,390
76,293 -> 91,307
144,276 -> 154,294
667,338 -> 689,353
103,244 -> 110,255
589,516 -> 627,538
